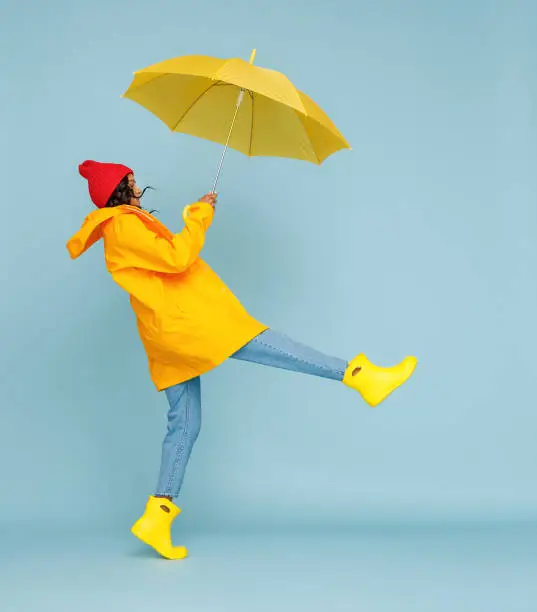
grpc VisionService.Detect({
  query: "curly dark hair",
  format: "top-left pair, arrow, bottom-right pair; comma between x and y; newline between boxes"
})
106,176 -> 156,213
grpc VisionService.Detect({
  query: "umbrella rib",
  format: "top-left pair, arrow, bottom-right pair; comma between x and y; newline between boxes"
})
295,112 -> 322,165
248,91 -> 255,156
171,80 -> 222,132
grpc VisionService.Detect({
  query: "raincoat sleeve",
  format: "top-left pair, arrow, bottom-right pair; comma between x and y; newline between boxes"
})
108,202 -> 214,274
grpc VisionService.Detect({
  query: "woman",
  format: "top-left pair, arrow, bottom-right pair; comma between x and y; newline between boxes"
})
68,160 -> 417,560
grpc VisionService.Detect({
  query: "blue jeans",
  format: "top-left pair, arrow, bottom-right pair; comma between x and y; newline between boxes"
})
155,329 -> 347,498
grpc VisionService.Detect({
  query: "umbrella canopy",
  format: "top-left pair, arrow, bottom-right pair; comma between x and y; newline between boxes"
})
122,51 -> 350,166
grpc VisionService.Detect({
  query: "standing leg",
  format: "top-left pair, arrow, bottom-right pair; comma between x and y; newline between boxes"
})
232,329 -> 417,407
156,376 -> 202,499
131,376 -> 201,561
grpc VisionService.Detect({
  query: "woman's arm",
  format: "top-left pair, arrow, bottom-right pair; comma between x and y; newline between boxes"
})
107,201 -> 215,274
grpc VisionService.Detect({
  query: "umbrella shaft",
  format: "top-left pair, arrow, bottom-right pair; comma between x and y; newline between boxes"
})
211,89 -> 245,194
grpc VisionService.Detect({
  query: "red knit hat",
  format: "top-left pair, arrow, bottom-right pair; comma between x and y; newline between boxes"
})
78,160 -> 133,208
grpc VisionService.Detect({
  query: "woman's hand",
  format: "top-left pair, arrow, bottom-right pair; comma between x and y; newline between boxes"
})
199,192 -> 217,209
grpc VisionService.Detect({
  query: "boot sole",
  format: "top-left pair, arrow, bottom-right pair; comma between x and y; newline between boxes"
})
131,525 -> 188,560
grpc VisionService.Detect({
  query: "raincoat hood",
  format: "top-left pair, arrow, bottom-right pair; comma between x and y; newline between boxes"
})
67,208 -> 123,260
67,206 -> 172,260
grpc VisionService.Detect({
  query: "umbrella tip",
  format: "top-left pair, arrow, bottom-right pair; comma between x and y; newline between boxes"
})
249,49 -> 257,64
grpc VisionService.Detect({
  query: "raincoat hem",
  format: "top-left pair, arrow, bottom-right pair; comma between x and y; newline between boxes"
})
154,322 -> 269,391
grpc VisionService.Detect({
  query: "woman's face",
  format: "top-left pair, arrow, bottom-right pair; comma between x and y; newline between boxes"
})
127,173 -> 142,207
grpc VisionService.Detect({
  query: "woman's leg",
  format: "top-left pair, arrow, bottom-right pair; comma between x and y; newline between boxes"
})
154,376 -> 202,499
231,329 -> 417,407
231,329 -> 347,381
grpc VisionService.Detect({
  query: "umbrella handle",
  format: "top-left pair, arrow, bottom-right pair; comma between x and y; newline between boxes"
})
210,50 -> 256,194
210,88 -> 245,194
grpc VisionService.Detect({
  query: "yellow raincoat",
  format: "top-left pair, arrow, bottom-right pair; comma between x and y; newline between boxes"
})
67,202 -> 268,390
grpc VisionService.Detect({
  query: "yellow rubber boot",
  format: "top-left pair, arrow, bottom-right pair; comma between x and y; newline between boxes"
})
343,354 -> 417,407
131,496 -> 188,560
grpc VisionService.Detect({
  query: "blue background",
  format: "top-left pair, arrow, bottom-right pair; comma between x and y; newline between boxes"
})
1,0 -> 536,610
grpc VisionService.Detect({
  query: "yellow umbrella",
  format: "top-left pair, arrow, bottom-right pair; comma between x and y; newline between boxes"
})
122,50 -> 350,192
